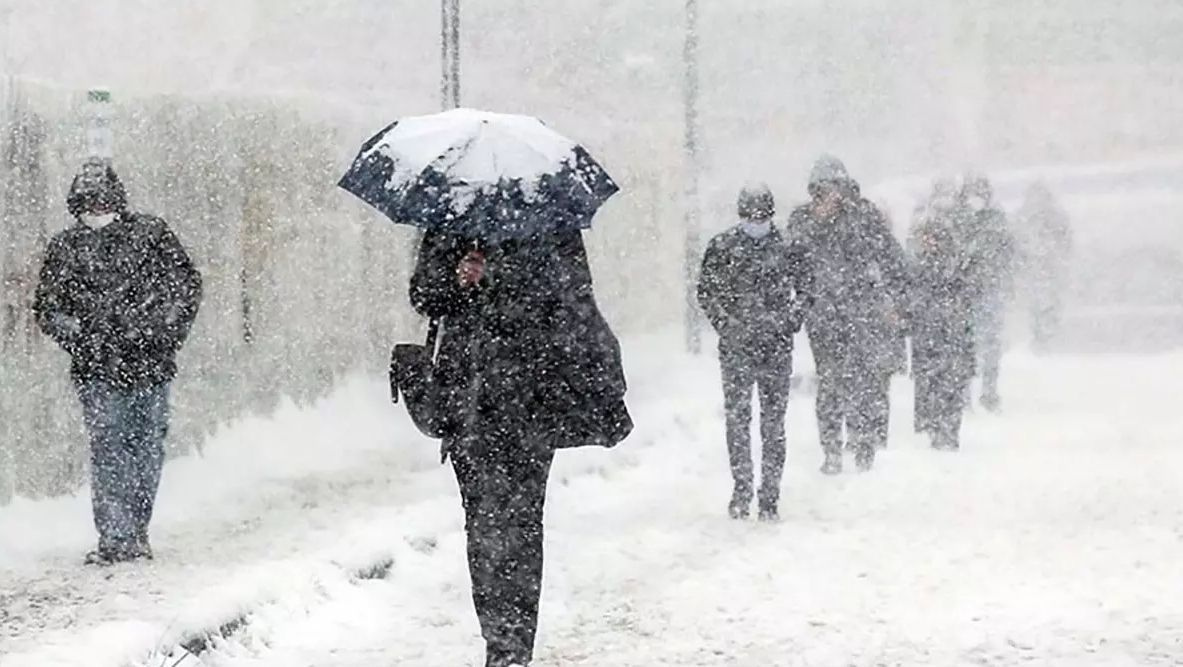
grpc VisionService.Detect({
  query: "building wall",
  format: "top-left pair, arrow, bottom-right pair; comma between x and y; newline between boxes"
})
0,76 -> 684,503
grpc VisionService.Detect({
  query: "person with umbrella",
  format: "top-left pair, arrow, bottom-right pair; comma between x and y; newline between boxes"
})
696,184 -> 807,521
340,109 -> 631,667
33,158 -> 203,565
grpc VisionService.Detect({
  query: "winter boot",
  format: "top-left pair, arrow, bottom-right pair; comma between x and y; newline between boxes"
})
129,535 -> 154,561
85,541 -> 134,566
820,450 -> 843,476
931,426 -> 960,451
84,548 -> 118,566
980,392 -> 1001,413
854,444 -> 875,472
728,491 -> 751,520
487,648 -> 529,667
485,649 -> 528,667
756,490 -> 779,522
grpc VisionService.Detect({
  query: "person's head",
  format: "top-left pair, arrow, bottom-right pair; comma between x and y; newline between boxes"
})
930,176 -> 957,204
807,154 -> 855,216
737,183 -> 775,222
737,184 -> 775,239
922,176 -> 959,219
67,158 -> 127,227
1024,180 -> 1054,206
961,173 -> 993,212
919,220 -> 955,260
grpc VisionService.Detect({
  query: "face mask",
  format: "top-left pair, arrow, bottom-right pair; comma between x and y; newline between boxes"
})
82,212 -> 117,229
966,195 -> 988,212
740,219 -> 772,239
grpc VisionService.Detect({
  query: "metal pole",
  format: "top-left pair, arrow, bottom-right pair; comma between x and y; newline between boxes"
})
441,0 -> 461,110
450,0 -> 461,108
1,7 -> 10,74
683,0 -> 703,354
440,0 -> 449,109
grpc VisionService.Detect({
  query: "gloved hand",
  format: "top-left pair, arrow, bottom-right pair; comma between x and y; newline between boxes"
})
719,316 -> 747,342
116,312 -> 144,342
457,250 -> 486,287
71,328 -> 115,360
890,306 -> 911,338
49,313 -> 82,342
787,301 -> 806,334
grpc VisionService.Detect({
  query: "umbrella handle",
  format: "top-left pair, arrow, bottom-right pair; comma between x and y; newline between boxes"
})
426,319 -> 441,352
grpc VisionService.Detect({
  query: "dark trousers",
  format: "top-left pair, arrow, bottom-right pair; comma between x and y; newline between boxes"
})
720,349 -> 791,510
975,305 -> 1004,402
914,363 -> 969,447
932,410 -> 964,448
1032,297 -> 1062,349
77,381 -> 170,552
451,438 -> 554,667
815,357 -> 891,454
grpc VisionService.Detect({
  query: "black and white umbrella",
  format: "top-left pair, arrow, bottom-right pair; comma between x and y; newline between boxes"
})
338,109 -> 619,242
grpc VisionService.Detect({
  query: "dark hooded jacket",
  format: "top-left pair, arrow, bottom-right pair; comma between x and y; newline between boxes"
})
697,225 -> 807,364
409,229 -> 632,451
909,219 -> 977,430
788,168 -> 909,375
958,205 -> 1015,312
34,212 -> 203,389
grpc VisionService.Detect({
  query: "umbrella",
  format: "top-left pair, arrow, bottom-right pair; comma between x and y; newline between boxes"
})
338,108 -> 619,241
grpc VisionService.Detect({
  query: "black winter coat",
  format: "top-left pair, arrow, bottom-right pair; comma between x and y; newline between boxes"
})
696,226 -> 806,364
409,230 -> 632,451
959,206 -> 1015,308
789,196 -> 908,375
33,213 -> 203,389
909,220 -> 977,431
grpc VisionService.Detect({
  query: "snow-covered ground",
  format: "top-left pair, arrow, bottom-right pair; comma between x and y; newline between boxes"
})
2,336 -> 1182,666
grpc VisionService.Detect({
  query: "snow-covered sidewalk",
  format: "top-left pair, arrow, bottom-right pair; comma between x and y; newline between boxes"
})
0,376 -> 442,665
3,341 -> 1183,666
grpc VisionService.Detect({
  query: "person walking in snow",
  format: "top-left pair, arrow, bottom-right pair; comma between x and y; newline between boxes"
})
1015,181 -> 1073,350
789,155 -> 909,474
907,178 -> 962,258
33,158 -> 202,565
909,211 -> 978,451
697,184 -> 808,521
409,228 -> 631,667
956,174 -> 1015,412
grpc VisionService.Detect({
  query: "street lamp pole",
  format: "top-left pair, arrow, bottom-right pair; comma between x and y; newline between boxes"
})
683,0 -> 703,354
441,0 -> 461,110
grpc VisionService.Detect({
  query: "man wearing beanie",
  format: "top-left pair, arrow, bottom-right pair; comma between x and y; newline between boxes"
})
697,184 -> 808,521
789,155 -> 908,474
34,158 -> 202,565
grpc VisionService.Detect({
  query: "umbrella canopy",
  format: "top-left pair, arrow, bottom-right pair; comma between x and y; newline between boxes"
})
339,108 -> 619,242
